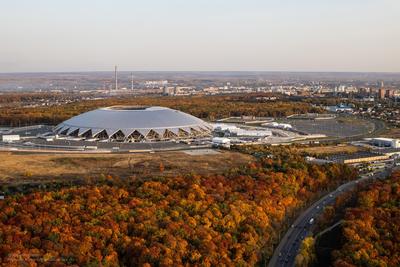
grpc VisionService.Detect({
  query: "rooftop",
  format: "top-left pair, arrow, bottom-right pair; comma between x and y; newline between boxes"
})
326,151 -> 384,162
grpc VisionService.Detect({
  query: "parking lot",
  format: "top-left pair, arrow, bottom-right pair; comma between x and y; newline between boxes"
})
280,117 -> 375,138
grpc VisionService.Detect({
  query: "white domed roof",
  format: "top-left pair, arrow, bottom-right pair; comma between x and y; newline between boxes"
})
54,106 -> 211,142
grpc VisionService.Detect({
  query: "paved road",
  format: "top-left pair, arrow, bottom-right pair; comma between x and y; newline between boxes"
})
268,166 -> 393,267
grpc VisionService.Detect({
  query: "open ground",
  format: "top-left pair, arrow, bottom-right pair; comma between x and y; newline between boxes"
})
0,149 -> 253,186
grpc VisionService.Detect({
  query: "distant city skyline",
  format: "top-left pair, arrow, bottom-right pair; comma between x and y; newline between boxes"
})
1,0 -> 399,73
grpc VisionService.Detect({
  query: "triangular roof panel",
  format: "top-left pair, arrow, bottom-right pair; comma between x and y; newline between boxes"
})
58,126 -> 69,134
78,128 -> 90,136
182,127 -> 191,133
202,124 -> 212,130
170,128 -> 180,135
137,129 -> 151,137
91,128 -> 104,136
106,129 -> 119,137
190,126 -> 201,132
122,129 -> 135,137
200,127 -> 209,133
54,125 -> 63,132
67,127 -> 78,135
154,128 -> 165,135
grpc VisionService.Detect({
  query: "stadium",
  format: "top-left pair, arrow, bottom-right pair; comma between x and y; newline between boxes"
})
54,106 -> 212,142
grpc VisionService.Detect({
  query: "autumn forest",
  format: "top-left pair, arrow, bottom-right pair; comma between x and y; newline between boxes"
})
0,93 -> 322,126
0,147 -> 356,266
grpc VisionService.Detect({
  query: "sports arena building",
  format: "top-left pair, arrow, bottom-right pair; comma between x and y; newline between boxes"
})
54,106 -> 212,142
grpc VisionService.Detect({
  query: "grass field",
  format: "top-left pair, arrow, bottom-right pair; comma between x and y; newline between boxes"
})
381,127 -> 400,139
0,150 -> 254,186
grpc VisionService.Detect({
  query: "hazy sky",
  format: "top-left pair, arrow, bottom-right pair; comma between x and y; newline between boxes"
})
1,0 -> 399,72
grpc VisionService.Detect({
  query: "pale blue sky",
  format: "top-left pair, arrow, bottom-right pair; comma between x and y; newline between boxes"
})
0,0 -> 399,72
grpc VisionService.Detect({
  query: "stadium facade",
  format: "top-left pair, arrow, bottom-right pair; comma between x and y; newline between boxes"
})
54,106 -> 212,142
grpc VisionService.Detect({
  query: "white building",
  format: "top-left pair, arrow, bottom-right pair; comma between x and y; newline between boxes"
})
212,137 -> 231,148
145,80 -> 168,87
371,138 -> 400,148
163,87 -> 175,96
2,135 -> 20,142
326,104 -> 354,113
213,123 -> 240,132
213,124 -> 272,138
262,122 -> 292,130
231,129 -> 272,137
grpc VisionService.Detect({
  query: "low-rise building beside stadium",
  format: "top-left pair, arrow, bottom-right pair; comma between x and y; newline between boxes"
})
370,137 -> 400,148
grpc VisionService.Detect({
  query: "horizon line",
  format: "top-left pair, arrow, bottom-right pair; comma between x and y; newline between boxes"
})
1,70 -> 400,75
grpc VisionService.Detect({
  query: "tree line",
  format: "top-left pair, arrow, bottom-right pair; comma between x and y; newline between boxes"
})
0,94 -> 323,126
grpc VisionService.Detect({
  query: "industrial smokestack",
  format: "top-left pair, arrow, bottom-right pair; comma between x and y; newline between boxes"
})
131,72 -> 134,90
114,65 -> 118,90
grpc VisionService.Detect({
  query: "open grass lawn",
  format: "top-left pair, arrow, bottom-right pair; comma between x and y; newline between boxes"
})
0,150 -> 253,186
381,127 -> 400,139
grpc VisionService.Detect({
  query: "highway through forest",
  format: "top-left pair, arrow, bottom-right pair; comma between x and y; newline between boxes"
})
268,166 -> 394,267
